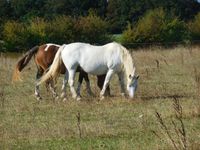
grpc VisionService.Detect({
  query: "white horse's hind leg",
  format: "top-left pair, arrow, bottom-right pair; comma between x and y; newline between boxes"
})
117,72 -> 126,97
100,69 -> 114,99
61,72 -> 68,101
68,69 -> 79,100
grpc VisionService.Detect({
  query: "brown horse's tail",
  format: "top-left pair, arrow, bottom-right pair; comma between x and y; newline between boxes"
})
12,45 -> 39,82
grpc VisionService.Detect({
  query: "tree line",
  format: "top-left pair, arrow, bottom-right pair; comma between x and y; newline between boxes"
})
0,0 -> 200,51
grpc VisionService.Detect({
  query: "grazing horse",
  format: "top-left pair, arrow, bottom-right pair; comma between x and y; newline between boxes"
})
37,42 -> 139,100
12,43 -> 110,100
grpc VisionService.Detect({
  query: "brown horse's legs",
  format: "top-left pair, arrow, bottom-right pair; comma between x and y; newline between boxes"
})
77,71 -> 93,96
97,75 -> 111,96
76,71 -> 84,96
48,80 -> 59,99
35,66 -> 44,100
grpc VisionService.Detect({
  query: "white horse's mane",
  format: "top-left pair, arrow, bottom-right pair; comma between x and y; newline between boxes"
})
120,45 -> 135,79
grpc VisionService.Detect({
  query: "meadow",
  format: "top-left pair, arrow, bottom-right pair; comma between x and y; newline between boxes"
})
0,46 -> 200,149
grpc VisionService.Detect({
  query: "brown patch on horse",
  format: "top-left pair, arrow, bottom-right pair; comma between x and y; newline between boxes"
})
34,44 -> 66,74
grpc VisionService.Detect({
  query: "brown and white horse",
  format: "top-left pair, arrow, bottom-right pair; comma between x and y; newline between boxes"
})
12,43 -> 110,100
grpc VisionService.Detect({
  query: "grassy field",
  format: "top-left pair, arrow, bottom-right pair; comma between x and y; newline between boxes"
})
0,46 -> 200,149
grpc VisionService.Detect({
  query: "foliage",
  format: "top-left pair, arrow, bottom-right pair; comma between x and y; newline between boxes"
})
0,0 -> 200,51
160,18 -> 190,43
122,8 -> 190,44
106,0 -> 200,33
2,21 -> 27,51
188,12 -> 200,40
76,12 -> 110,44
26,18 -> 48,46
2,14 -> 110,51
45,16 -> 76,44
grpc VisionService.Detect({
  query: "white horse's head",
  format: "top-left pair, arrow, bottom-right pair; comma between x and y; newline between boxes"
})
127,72 -> 139,98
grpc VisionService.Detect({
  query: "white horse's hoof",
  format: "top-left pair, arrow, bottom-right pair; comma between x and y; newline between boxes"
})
100,96 -> 105,101
76,96 -> 81,101
72,95 -> 77,99
36,96 -> 42,101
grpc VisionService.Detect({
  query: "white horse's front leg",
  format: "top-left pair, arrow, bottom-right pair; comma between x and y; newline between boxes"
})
68,70 -> 79,100
100,69 -> 114,99
61,72 -> 68,101
117,72 -> 126,97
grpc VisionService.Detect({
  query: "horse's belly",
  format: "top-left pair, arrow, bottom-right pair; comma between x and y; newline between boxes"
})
82,65 -> 108,75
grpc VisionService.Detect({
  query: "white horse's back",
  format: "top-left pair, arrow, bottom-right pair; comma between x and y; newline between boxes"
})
61,42 -> 122,75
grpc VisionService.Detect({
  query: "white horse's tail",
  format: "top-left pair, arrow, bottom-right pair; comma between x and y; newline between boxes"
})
37,45 -> 65,85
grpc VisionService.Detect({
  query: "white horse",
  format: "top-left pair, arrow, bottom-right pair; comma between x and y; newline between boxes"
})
37,42 -> 139,100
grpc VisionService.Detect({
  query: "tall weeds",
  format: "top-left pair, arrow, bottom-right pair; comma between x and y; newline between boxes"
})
154,97 -> 188,150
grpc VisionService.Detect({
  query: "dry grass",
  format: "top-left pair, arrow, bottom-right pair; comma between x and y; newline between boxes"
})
0,46 -> 200,149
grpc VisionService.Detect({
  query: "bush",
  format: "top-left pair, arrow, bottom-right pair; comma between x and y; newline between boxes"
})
3,21 -> 27,51
3,18 -> 49,51
46,16 -> 76,44
26,18 -> 47,47
188,12 -> 200,40
160,18 -> 190,43
122,8 -> 165,44
2,14 -> 111,52
122,8 -> 190,45
76,13 -> 110,44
